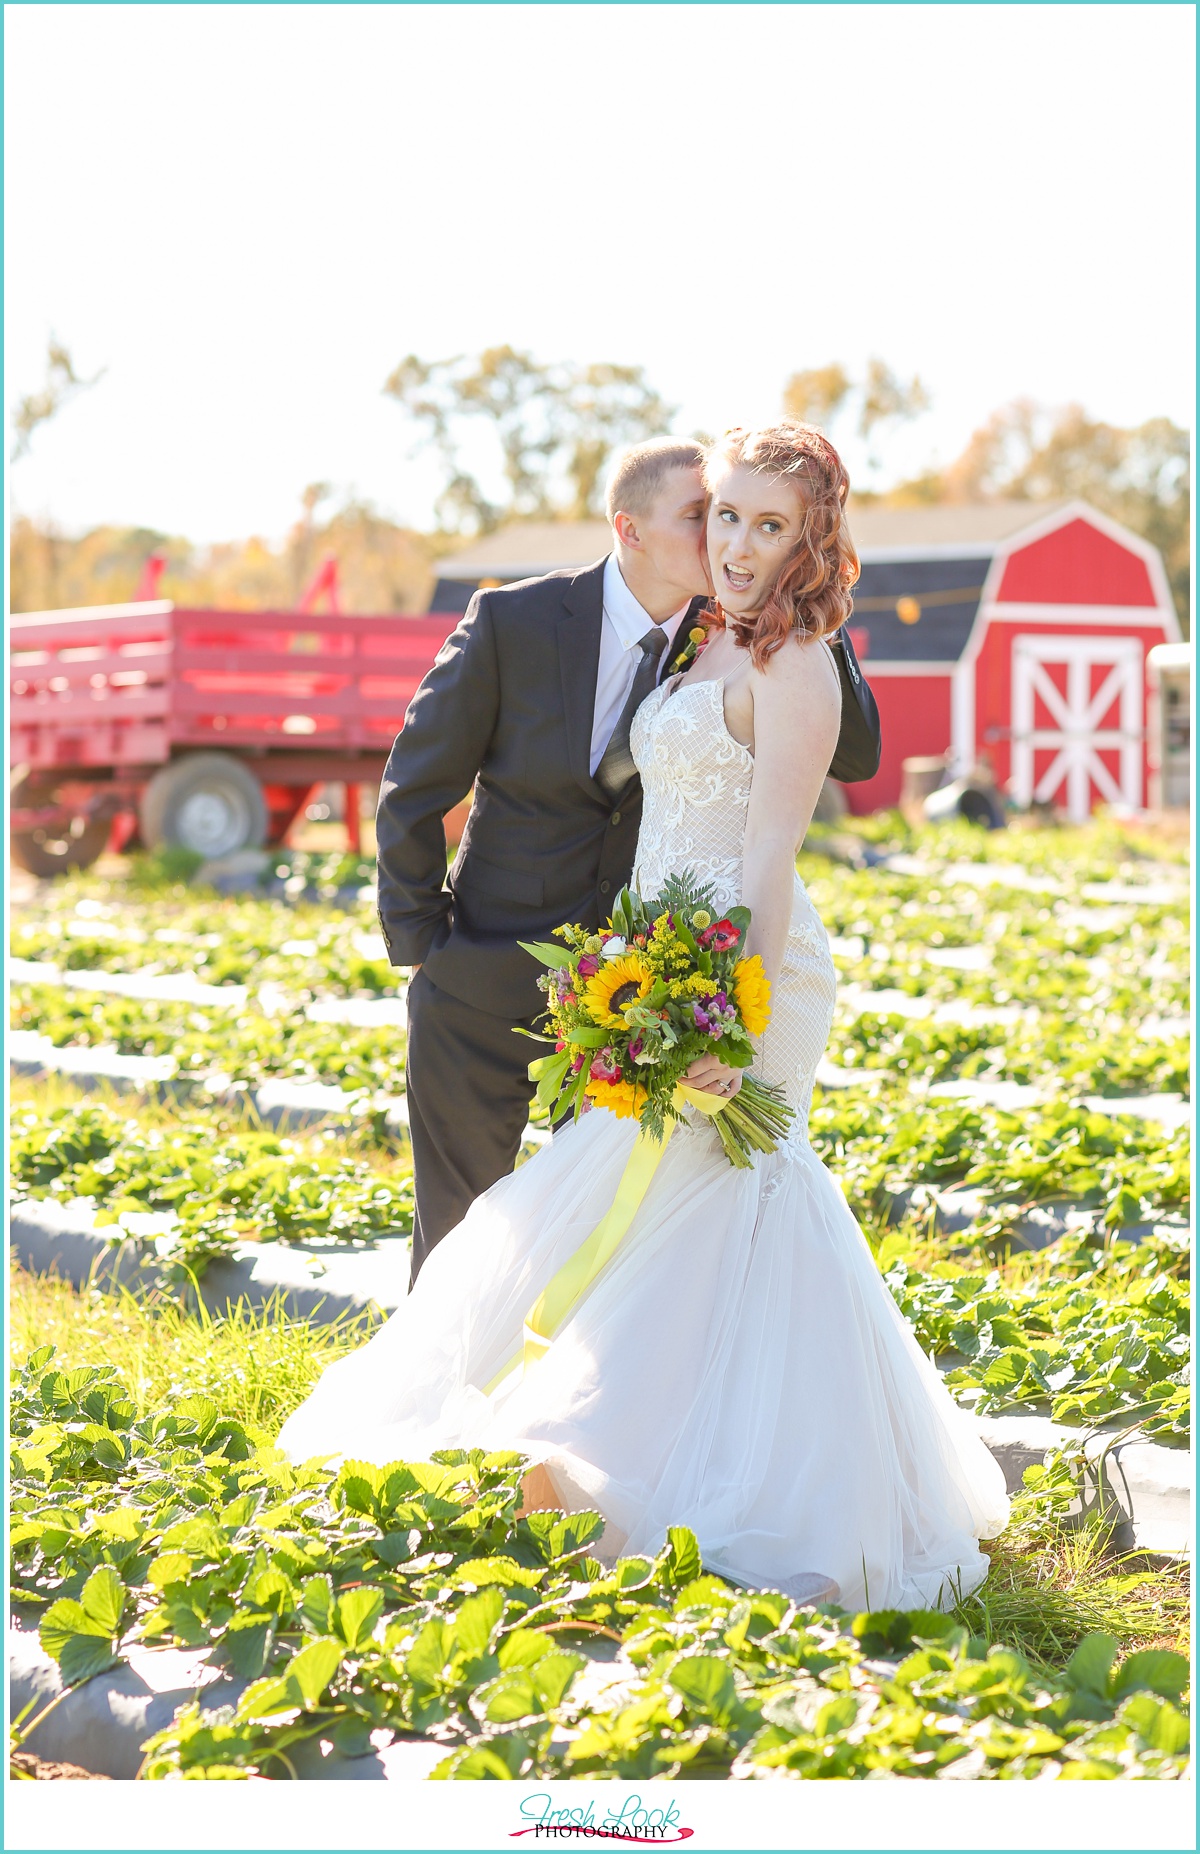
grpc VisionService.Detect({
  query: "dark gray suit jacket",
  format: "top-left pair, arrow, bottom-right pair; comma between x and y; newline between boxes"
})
376,557 -> 880,1019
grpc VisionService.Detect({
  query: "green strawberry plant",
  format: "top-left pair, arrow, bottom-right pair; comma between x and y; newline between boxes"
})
9,1349 -> 1189,1783
11,1102 -> 413,1278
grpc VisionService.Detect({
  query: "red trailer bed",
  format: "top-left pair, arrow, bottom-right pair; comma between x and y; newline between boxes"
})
9,600 -> 459,875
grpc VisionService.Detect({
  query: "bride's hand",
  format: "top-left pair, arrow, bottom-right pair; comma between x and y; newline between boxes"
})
684,1054 -> 743,1099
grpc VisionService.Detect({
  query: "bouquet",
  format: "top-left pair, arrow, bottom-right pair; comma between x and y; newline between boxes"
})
520,872 -> 794,1168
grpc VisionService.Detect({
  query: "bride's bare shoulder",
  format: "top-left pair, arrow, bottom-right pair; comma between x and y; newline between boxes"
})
751,628 -> 841,713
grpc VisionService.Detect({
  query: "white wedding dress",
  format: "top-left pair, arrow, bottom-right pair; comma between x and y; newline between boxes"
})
280,676 -> 1009,1611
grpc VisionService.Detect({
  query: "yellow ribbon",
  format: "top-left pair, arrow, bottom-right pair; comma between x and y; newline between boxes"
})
483,1083 -> 728,1395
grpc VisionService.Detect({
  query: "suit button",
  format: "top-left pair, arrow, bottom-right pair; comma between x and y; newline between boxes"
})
611,811 -> 621,827
599,880 -> 611,895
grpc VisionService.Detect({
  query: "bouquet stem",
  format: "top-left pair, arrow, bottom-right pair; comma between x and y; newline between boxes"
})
701,1075 -> 794,1168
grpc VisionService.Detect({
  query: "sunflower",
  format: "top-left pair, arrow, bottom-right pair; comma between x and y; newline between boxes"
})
584,1074 -> 648,1120
583,952 -> 654,1027
732,954 -> 771,1036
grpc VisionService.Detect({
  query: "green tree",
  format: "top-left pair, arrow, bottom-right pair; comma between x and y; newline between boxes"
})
558,362 -> 675,518
783,357 -> 928,472
383,346 -> 673,531
781,362 -> 853,429
858,357 -> 931,460
9,501 -> 434,616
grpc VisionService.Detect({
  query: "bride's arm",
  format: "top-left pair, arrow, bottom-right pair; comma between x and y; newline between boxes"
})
685,634 -> 839,1096
741,637 -> 841,991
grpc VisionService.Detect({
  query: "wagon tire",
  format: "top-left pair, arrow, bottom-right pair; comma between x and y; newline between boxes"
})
9,776 -> 113,878
139,753 -> 268,861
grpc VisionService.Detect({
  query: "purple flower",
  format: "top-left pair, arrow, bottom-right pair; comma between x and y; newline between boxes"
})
692,1002 -> 715,1035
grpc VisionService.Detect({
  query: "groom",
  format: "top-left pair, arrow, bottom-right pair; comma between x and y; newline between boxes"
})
376,437 -> 881,1281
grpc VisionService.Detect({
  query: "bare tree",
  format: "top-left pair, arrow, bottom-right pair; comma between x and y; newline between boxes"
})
11,337 -> 106,461
289,482 -> 334,600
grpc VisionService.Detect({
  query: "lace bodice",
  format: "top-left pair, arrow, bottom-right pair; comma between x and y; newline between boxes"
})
630,677 -> 836,1135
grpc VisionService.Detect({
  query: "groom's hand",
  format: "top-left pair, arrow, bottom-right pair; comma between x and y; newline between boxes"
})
684,1054 -> 744,1099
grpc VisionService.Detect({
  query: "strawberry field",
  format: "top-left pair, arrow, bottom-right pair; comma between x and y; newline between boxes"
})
8,817 -> 1191,1781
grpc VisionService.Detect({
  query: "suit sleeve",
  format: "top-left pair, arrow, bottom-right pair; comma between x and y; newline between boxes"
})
375,591 -> 500,966
828,627 -> 882,784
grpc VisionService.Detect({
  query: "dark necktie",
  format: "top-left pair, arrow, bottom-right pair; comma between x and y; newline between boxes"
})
595,624 -> 669,800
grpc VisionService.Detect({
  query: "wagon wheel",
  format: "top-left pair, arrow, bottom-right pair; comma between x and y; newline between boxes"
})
138,752 -> 268,860
9,776 -> 113,879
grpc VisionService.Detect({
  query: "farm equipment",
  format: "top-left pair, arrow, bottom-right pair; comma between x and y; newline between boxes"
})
9,562 -> 459,876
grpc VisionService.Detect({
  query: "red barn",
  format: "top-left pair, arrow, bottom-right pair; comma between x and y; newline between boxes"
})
843,500 -> 1181,820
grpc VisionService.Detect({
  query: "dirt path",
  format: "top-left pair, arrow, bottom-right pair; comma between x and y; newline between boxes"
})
11,1751 -> 111,1780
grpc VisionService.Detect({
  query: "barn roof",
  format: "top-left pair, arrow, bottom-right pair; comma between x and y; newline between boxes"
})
848,557 -> 989,662
434,504 -> 1066,579
436,521 -> 612,583
428,502 -> 1075,652
848,500 -> 1068,556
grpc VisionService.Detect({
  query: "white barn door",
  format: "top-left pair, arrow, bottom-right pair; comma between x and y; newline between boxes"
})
1011,635 -> 1143,823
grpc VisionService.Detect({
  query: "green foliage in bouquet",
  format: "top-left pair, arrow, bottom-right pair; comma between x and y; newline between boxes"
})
520,873 -> 793,1165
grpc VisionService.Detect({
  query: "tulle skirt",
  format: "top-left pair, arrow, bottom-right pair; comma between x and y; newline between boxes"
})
278,1106 -> 1010,1612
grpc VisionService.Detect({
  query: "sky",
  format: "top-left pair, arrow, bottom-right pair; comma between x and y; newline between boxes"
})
5,1 -> 1195,546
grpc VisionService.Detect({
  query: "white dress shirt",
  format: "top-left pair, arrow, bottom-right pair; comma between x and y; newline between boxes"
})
589,554 -> 692,776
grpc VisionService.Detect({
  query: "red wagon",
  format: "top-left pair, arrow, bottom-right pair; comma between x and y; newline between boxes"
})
9,587 -> 458,876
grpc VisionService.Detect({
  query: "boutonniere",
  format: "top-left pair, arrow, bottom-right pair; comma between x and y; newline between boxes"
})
667,624 -> 711,678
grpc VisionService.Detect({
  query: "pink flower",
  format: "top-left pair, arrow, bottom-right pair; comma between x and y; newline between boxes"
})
569,1053 -> 585,1074
589,1047 -> 621,1082
576,954 -> 601,979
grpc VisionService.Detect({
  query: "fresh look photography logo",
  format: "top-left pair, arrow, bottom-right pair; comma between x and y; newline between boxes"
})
511,1792 -> 694,1842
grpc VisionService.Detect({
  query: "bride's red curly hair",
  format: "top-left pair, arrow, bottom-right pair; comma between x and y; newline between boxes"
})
703,420 -> 860,668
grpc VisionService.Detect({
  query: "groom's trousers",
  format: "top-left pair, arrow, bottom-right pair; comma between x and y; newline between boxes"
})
404,969 -> 542,1285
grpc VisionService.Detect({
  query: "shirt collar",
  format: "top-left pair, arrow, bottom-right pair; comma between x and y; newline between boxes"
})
603,553 -> 691,653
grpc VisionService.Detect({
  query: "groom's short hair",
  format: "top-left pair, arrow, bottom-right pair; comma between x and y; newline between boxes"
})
605,437 -> 705,524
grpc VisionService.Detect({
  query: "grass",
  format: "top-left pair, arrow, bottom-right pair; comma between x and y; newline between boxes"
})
955,1525 -> 1190,1676
9,815 -> 1190,1723
8,1269 -> 378,1432
10,1265 -> 1189,1687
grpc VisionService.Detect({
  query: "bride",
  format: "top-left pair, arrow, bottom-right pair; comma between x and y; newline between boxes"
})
280,421 -> 1010,1612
